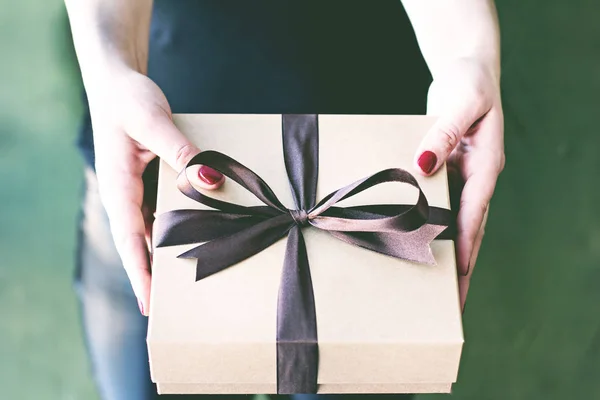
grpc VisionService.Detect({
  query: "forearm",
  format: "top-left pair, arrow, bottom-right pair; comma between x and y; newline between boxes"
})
401,0 -> 500,82
65,0 -> 153,93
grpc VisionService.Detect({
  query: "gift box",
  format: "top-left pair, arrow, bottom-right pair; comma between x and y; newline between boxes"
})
148,114 -> 463,394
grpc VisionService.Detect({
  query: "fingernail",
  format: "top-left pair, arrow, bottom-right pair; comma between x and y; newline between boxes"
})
137,299 -> 145,316
198,166 -> 223,185
417,151 -> 437,174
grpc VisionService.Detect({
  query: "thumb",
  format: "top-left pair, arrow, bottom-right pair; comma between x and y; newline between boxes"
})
414,111 -> 480,176
134,111 -> 225,189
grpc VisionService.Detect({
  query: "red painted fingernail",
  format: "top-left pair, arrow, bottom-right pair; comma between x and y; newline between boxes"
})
417,151 -> 437,174
198,166 -> 223,185
137,299 -> 145,316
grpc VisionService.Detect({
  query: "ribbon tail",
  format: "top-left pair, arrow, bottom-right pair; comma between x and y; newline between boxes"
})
154,209 -> 270,247
277,226 -> 319,394
327,223 -> 448,265
178,213 -> 294,281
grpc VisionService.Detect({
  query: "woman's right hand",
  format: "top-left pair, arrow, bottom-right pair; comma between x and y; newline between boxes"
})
88,69 -> 225,316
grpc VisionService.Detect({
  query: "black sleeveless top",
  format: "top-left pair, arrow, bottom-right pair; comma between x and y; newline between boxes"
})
77,0 -> 431,166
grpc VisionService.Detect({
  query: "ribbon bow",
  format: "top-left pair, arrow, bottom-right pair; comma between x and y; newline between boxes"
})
154,114 -> 453,394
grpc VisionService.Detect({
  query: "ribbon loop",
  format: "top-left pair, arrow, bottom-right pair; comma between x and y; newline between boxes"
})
177,151 -> 288,215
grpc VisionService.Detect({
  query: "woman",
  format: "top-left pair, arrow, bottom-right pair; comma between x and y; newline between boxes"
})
65,1 -> 504,399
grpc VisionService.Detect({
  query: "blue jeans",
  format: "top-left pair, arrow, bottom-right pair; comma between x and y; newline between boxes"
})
74,168 -> 414,400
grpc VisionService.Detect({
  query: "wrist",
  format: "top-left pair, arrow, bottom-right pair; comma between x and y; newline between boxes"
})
82,61 -> 138,102
84,66 -> 153,123
432,56 -> 500,88
465,56 -> 500,85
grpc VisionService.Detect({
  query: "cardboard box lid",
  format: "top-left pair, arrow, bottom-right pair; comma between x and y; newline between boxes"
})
148,114 -> 463,386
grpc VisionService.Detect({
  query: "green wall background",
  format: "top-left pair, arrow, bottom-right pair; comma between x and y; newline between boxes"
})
1,1 -> 599,399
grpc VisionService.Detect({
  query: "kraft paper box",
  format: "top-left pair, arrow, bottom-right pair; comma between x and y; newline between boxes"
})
148,114 -> 463,394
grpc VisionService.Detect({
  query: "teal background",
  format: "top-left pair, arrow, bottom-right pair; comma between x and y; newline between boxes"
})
1,1 -> 599,399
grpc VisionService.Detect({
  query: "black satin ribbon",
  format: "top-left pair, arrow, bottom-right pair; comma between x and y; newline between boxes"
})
154,114 -> 453,394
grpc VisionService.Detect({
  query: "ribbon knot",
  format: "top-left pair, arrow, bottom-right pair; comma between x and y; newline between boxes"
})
289,209 -> 309,227
154,114 -> 453,394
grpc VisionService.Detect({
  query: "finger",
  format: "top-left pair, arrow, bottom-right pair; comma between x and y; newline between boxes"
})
464,206 -> 489,276
456,167 -> 497,277
97,166 -> 152,316
455,107 -> 503,276
458,211 -> 487,313
458,275 -> 470,313
415,72 -> 495,177
132,109 -> 224,190
415,107 -> 486,176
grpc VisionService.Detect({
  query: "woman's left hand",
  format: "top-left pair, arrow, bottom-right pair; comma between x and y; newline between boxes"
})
413,58 -> 505,311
